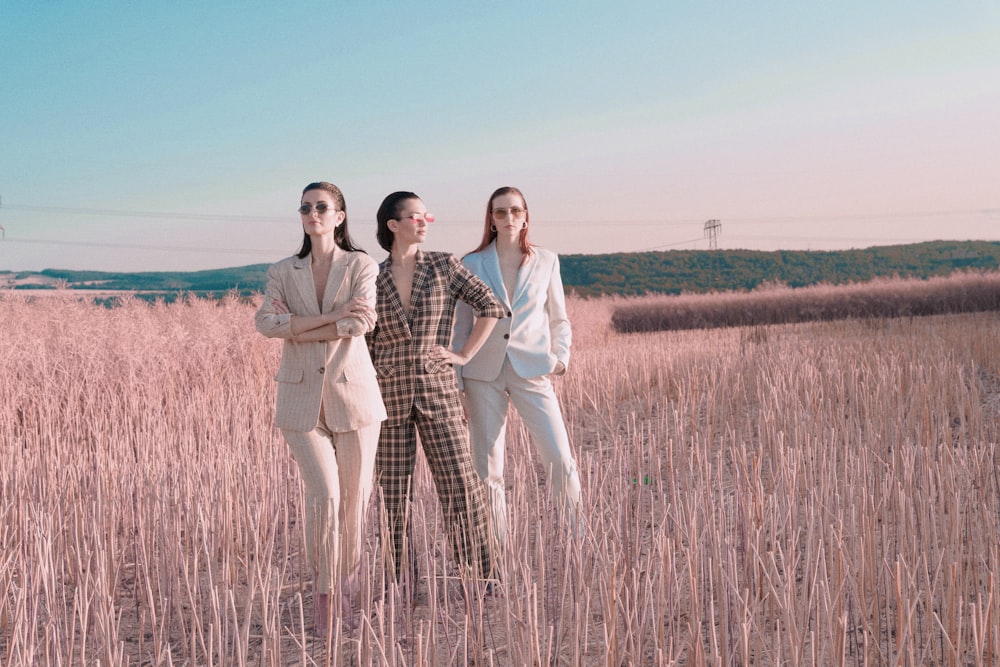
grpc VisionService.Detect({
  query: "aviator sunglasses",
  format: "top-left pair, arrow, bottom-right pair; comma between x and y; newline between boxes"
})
491,207 -> 527,220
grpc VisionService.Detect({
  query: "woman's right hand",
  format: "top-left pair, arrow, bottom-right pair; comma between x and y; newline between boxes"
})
329,297 -> 372,323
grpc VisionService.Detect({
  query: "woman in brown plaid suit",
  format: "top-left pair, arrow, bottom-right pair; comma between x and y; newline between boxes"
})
367,191 -> 505,588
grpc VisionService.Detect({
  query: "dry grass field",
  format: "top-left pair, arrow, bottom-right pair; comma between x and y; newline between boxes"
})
2,290 -> 999,665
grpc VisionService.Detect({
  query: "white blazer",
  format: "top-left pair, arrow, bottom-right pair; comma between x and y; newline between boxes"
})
454,243 -> 571,384
255,252 -> 387,433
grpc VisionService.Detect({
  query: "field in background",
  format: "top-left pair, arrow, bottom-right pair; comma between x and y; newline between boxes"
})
612,269 -> 1000,333
2,291 -> 999,665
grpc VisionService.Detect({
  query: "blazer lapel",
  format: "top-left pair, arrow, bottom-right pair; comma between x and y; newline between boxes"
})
510,249 -> 537,307
321,253 -> 350,313
290,255 -> 321,315
408,250 -> 432,314
482,243 -> 511,307
377,259 -> 409,324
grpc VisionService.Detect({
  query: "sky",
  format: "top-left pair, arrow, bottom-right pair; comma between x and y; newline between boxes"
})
1,0 -> 998,273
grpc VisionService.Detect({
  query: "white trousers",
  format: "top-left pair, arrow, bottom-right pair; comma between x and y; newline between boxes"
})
281,417 -> 380,594
464,357 -> 581,548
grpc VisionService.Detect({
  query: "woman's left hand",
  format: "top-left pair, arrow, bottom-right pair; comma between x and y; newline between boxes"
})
429,345 -> 464,365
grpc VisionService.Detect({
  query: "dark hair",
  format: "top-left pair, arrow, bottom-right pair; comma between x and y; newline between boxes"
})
296,181 -> 365,258
467,186 -> 533,264
375,191 -> 419,252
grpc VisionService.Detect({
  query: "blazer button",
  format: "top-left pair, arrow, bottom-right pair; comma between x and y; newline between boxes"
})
506,311 -> 512,317
503,334 -> 510,339
318,367 -> 325,374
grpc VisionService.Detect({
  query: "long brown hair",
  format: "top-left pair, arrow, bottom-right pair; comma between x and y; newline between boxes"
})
467,186 -> 533,264
296,181 -> 365,258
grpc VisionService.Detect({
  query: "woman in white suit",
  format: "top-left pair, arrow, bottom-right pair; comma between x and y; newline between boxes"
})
453,186 -> 582,550
255,182 -> 386,634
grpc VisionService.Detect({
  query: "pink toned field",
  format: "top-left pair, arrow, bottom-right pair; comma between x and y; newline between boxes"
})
2,290 -> 999,665
611,270 -> 1000,333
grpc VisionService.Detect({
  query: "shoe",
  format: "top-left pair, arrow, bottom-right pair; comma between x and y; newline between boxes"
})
340,590 -> 359,631
460,577 -> 503,602
483,580 -> 504,598
312,593 -> 331,636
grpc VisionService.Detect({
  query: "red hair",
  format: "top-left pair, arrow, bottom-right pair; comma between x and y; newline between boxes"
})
467,186 -> 534,264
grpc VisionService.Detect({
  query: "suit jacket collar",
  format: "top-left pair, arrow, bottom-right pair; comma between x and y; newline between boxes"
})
322,253 -> 351,313
378,249 -> 427,323
482,241 -> 536,307
291,252 -> 351,314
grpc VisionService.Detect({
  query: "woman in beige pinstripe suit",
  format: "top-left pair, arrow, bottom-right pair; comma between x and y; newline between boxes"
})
255,182 -> 387,633
367,191 -> 504,592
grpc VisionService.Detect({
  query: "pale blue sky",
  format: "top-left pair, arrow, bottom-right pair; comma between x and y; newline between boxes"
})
2,1 -> 998,272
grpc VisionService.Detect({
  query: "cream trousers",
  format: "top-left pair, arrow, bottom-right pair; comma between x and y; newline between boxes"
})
281,419 -> 380,594
464,357 -> 582,548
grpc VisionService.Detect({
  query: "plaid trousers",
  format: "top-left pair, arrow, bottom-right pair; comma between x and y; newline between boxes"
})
376,406 -> 493,580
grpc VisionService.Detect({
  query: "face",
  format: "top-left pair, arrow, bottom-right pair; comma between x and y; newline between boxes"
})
490,192 -> 527,239
389,198 -> 434,246
299,189 -> 345,237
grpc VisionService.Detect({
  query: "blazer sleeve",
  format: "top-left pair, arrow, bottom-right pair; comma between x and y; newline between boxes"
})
546,253 -> 572,369
255,262 -> 294,338
336,253 -> 379,338
450,255 -> 505,319
452,298 -> 475,391
451,255 -> 479,389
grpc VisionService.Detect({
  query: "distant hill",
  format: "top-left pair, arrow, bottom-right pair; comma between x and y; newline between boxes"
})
1,264 -> 271,299
3,241 -> 999,299
560,240 -> 1000,296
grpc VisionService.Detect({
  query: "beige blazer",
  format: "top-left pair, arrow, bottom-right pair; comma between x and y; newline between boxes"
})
453,243 -> 571,385
255,251 -> 387,433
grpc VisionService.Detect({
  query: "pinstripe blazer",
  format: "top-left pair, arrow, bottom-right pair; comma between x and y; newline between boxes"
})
453,243 -> 571,384
255,251 -> 387,433
366,250 -> 505,427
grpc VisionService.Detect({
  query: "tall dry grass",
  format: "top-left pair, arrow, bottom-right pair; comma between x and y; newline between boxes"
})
2,291 -> 999,665
611,270 -> 1000,333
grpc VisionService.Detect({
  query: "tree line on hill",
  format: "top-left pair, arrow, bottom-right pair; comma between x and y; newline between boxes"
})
559,241 -> 1000,297
11,240 -> 1000,298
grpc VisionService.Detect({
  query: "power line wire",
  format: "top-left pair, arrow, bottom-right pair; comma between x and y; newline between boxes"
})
2,236 -> 274,256
636,237 -> 706,252
2,203 -> 284,223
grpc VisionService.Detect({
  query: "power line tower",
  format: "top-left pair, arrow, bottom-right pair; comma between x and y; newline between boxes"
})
704,219 -> 721,250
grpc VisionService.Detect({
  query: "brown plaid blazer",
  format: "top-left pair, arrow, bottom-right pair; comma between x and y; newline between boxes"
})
367,250 -> 505,426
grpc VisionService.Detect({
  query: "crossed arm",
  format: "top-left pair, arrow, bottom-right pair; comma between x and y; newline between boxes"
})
272,296 -> 372,342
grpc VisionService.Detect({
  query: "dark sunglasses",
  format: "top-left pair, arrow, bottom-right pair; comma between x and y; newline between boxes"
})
298,203 -> 338,215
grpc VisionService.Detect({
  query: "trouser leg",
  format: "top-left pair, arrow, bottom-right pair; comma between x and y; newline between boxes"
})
415,410 -> 494,578
464,376 -> 510,549
374,419 -> 418,581
332,421 -> 381,580
505,361 -> 582,528
282,426 -> 342,594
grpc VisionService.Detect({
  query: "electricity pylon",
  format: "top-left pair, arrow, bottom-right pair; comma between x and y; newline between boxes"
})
704,219 -> 721,250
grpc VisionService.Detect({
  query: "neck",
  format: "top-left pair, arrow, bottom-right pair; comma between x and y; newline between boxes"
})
495,234 -> 522,256
310,234 -> 339,263
391,242 -> 418,264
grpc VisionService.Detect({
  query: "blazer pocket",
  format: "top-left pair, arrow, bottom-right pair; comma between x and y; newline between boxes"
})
375,365 -> 396,378
424,358 -> 452,374
275,367 -> 304,383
